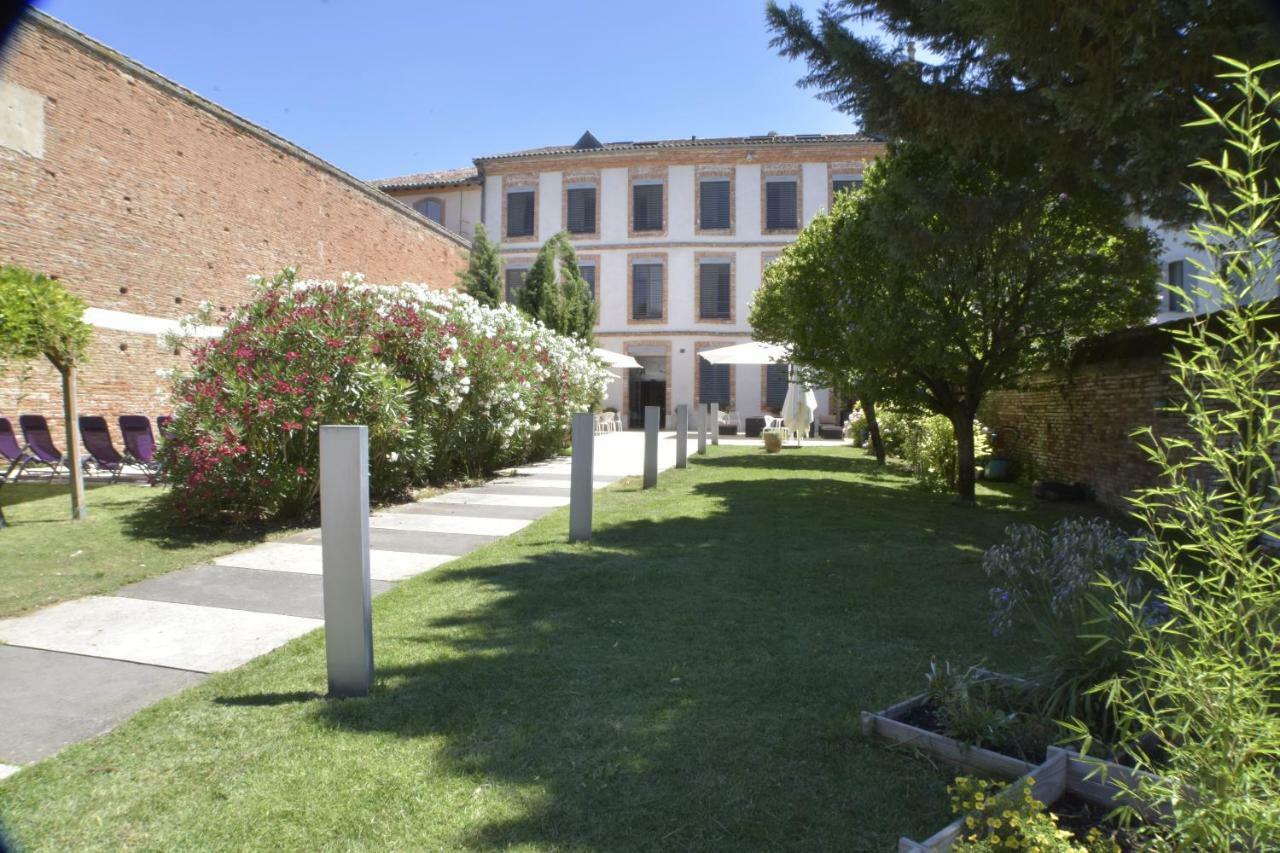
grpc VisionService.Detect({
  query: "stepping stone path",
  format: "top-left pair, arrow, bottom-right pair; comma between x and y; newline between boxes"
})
0,431 -> 687,777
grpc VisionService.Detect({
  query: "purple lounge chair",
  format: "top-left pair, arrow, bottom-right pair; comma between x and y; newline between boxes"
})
119,415 -> 160,483
17,415 -> 65,479
0,418 -> 28,478
79,416 -> 125,482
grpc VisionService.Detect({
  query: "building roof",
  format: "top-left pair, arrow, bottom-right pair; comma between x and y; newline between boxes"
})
370,166 -> 481,192
473,131 -> 881,164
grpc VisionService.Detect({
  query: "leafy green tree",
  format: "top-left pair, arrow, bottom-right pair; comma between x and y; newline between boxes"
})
755,146 -> 1157,501
517,233 -> 596,343
766,0 -> 1280,222
457,223 -> 502,307
0,266 -> 93,520
1077,59 -> 1280,847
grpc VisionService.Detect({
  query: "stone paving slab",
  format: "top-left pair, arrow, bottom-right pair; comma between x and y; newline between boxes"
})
213,541 -> 454,581
0,763 -> 19,780
0,645 -> 205,764
285,527 -> 499,557
367,512 -> 530,537
485,477 -> 610,490
385,501 -> 551,520
462,484 -> 572,498
116,564 -> 394,620
427,491 -> 570,508
0,596 -> 321,673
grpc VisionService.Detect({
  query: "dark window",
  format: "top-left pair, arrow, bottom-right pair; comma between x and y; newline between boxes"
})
765,363 -> 789,410
507,190 -> 535,238
1167,260 -> 1189,312
504,268 -> 527,304
633,183 -> 663,232
567,186 -> 596,234
765,179 -> 798,230
580,264 -> 596,300
700,179 -> 731,230
698,261 -> 731,319
699,361 -> 730,407
832,177 -> 859,198
632,263 -> 663,319
414,198 -> 444,224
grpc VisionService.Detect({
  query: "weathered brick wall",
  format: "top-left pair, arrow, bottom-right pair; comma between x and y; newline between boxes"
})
981,351 -> 1176,512
0,13 -> 469,440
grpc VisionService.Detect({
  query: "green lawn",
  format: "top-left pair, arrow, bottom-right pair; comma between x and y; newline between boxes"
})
0,447 -> 1085,851
0,482 -> 293,618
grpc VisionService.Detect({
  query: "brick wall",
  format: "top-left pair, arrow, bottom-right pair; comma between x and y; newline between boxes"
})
0,12 -> 469,438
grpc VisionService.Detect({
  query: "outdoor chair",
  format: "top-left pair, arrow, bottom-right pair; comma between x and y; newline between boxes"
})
79,416 -> 126,482
119,415 -> 160,483
17,415 -> 67,479
0,417 -> 30,481
156,414 -> 173,439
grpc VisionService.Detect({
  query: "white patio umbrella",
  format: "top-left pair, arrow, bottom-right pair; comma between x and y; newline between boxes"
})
697,340 -> 787,365
781,381 -> 818,446
593,347 -> 643,370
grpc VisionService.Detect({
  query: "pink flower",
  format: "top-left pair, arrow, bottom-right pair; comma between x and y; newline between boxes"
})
296,466 -> 308,476
281,421 -> 303,432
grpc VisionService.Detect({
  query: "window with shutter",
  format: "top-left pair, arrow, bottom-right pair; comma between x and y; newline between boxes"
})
631,263 -> 663,319
831,176 -> 856,198
699,180 -> 731,230
507,190 -> 535,238
765,179 -> 798,230
414,197 -> 444,224
1167,260 -> 1189,312
580,264 -> 596,300
698,261 -> 731,320
566,186 -> 596,234
699,362 -> 731,407
765,363 -> 789,410
633,183 -> 663,232
504,268 -> 527,304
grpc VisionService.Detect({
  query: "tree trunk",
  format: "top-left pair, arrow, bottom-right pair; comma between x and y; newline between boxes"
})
862,398 -> 886,465
951,409 -> 976,503
61,365 -> 87,520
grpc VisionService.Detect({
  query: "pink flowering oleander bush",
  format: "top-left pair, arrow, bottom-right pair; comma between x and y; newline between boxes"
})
161,269 -> 608,521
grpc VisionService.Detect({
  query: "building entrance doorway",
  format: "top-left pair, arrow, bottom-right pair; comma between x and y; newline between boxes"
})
628,354 -> 666,429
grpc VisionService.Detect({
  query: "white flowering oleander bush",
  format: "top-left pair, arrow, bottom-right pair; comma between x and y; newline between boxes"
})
161,269 -> 608,521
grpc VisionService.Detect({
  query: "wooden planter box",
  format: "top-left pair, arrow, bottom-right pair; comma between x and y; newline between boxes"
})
898,747 -> 1070,852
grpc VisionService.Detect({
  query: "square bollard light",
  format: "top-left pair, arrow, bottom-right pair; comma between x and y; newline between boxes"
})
569,412 -> 594,542
675,404 -> 688,469
320,425 -> 374,698
697,404 -> 708,455
643,405 -> 659,488
710,402 -> 720,446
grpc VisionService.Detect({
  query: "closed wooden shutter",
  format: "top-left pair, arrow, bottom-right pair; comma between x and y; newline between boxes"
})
765,180 -> 798,230
699,362 -> 731,407
507,190 -> 535,237
765,363 -> 789,409
632,263 -> 663,318
581,264 -> 596,300
698,261 -> 731,319
700,180 -> 731,229
567,187 -> 596,233
633,183 -> 663,231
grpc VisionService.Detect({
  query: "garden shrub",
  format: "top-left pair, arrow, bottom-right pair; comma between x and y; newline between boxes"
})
871,408 -> 990,491
983,518 -> 1147,736
162,269 -> 608,521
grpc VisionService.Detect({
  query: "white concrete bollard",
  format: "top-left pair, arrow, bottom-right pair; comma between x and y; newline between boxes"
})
697,404 -> 708,455
643,405 -> 659,488
569,412 -> 594,542
710,402 -> 720,446
320,425 -> 373,698
675,404 -> 688,469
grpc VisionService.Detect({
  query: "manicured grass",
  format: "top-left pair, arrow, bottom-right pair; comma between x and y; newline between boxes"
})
0,482 -> 293,618
0,447 -> 1085,851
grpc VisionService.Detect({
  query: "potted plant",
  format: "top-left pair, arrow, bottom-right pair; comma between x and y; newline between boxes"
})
761,427 -> 785,453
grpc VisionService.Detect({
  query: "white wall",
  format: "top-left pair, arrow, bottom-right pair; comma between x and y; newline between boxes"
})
392,187 -> 481,237
600,167 -> 628,242
668,165 -> 695,241
538,171 -> 562,240
735,164 -> 762,238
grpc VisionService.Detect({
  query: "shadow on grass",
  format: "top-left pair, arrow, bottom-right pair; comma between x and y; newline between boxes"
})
213,448 -> 1084,850
118,493 -> 297,551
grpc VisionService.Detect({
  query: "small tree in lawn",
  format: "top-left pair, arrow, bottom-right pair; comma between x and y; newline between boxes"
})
0,266 -> 92,520
750,199 -> 889,464
457,223 -> 503,307
759,146 -> 1157,501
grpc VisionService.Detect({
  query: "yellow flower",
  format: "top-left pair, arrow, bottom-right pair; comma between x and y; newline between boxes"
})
988,817 -> 1003,829
966,816 -> 977,829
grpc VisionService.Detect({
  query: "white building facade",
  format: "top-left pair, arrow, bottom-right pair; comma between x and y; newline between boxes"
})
375,132 -> 886,429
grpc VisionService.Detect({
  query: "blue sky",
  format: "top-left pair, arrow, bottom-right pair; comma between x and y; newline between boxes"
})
33,0 -> 862,181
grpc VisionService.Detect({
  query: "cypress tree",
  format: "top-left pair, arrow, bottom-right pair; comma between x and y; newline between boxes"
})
456,223 -> 502,307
